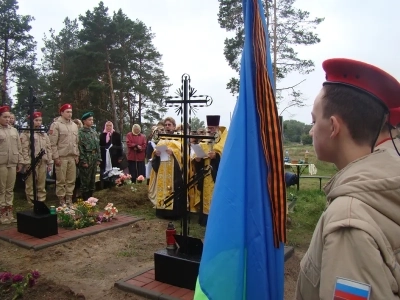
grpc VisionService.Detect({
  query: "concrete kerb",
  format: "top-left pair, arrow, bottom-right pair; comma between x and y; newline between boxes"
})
0,214 -> 144,251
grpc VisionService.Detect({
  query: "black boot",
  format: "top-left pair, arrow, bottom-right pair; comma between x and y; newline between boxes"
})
82,192 -> 89,201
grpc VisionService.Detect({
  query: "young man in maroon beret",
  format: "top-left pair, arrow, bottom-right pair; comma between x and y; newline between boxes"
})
49,104 -> 79,206
296,59 -> 400,300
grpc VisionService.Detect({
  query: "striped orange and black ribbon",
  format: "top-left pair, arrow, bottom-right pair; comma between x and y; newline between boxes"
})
252,0 -> 287,247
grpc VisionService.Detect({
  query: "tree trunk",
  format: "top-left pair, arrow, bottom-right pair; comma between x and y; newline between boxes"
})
118,86 -> 124,135
138,93 -> 142,125
128,74 -> 134,128
138,59 -> 142,125
127,91 -> 132,128
60,52 -> 65,104
2,38 -> 8,106
105,49 -> 118,131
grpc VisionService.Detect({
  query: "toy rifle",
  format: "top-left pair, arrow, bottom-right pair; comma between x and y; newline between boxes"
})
163,165 -> 212,208
22,148 -> 46,181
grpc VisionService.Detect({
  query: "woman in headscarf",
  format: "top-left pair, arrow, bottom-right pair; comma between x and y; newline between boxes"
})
9,113 -> 15,127
126,124 -> 146,182
99,121 -> 123,177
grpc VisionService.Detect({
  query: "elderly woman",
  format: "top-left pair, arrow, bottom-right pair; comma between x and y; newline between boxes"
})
126,124 -> 146,182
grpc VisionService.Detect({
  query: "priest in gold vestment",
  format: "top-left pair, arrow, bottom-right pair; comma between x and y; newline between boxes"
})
192,115 -> 227,226
148,117 -> 184,219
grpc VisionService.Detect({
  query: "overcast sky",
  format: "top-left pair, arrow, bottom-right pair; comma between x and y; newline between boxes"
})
17,0 -> 400,127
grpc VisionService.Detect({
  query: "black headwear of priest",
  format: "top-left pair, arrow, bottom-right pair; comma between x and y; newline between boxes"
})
206,115 -> 220,127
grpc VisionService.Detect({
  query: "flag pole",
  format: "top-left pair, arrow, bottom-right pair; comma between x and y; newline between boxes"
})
273,0 -> 277,95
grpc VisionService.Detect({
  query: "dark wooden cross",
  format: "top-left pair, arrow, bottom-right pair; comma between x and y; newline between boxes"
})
159,74 -> 214,255
21,87 -> 50,214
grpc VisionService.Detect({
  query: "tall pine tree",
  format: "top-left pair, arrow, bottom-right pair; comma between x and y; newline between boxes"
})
0,0 -> 36,105
218,0 -> 324,111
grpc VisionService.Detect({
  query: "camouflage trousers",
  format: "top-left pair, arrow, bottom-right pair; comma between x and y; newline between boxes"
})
79,156 -> 97,194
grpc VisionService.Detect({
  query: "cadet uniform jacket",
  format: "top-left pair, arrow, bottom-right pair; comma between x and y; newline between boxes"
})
375,137 -> 400,152
49,117 -> 79,159
20,131 -> 53,165
0,124 -> 23,166
296,149 -> 400,300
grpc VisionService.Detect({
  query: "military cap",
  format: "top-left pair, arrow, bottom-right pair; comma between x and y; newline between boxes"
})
81,111 -> 94,121
0,106 -> 10,114
59,103 -> 72,113
28,111 -> 42,119
323,58 -> 400,109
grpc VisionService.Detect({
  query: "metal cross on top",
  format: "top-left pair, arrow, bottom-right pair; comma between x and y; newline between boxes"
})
158,74 -> 214,254
20,87 -> 50,214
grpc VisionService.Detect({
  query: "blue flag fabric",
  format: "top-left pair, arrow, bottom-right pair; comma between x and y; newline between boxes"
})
194,0 -> 285,299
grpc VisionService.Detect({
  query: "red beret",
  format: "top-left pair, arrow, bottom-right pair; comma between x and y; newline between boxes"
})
28,111 -> 42,119
206,115 -> 220,127
323,58 -> 400,109
0,106 -> 10,114
59,103 -> 72,113
389,108 -> 400,127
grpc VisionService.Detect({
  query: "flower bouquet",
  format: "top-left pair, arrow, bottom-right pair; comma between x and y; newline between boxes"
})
115,173 -> 132,187
56,205 -> 76,228
136,175 -> 145,183
57,198 -> 99,229
103,168 -> 132,187
0,270 -> 40,299
96,203 -> 118,223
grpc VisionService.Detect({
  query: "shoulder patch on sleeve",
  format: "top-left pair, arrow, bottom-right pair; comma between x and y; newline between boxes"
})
334,277 -> 371,300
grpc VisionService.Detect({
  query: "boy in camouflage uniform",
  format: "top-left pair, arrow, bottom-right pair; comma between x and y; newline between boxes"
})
78,112 -> 101,200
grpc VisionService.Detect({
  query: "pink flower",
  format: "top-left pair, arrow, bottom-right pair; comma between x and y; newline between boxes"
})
137,175 -> 145,181
0,272 -> 12,282
12,274 -> 24,283
85,197 -> 98,207
31,270 -> 40,279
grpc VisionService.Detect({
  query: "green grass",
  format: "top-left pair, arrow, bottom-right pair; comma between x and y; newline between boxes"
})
286,189 -> 326,248
284,143 -> 337,190
284,143 -> 336,249
284,143 -> 338,176
117,249 -> 138,257
172,215 -> 206,240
